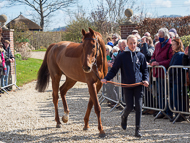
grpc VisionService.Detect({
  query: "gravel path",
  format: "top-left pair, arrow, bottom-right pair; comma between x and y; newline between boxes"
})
0,51 -> 189,142
0,76 -> 190,143
30,52 -> 46,60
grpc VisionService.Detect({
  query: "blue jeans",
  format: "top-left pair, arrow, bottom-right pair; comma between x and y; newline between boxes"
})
1,64 -> 10,87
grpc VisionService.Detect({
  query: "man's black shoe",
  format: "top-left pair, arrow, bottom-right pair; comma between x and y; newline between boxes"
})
6,87 -> 11,91
0,90 -> 4,94
156,114 -> 165,119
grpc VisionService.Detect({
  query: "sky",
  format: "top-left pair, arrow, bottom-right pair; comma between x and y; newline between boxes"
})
0,0 -> 190,31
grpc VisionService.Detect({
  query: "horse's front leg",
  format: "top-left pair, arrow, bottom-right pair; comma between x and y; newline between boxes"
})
87,82 -> 105,137
83,81 -> 102,130
83,97 -> 93,130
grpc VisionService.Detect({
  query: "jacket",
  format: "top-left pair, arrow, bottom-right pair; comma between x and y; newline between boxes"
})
151,38 -> 173,78
3,45 -> 14,65
182,54 -> 190,80
104,47 -> 149,85
140,43 -> 155,62
169,52 -> 185,84
0,47 -> 7,75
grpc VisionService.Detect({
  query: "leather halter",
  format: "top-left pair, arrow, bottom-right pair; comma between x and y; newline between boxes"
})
84,36 -> 99,61
84,36 -> 101,80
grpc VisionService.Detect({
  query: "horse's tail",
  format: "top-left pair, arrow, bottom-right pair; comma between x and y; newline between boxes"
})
35,43 -> 55,92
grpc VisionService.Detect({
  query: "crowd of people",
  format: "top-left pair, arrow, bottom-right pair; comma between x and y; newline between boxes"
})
102,27 -> 190,137
0,40 -> 15,97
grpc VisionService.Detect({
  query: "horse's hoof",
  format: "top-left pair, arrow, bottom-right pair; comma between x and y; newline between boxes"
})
62,115 -> 69,123
56,124 -> 61,128
99,133 -> 106,138
83,127 -> 89,131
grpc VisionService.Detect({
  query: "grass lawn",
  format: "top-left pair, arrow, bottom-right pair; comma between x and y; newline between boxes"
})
16,58 -> 43,87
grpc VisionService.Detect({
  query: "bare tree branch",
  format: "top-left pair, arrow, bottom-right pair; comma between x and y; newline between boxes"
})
7,0 -> 77,31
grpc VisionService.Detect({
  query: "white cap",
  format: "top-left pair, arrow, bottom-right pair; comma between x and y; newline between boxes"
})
132,30 -> 138,33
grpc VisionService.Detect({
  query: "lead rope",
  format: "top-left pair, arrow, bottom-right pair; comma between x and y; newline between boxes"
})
92,61 -> 143,87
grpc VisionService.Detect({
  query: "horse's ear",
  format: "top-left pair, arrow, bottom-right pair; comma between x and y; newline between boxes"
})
82,29 -> 86,36
89,28 -> 94,36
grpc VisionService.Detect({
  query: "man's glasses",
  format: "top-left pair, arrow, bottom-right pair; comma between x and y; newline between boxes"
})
112,37 -> 117,39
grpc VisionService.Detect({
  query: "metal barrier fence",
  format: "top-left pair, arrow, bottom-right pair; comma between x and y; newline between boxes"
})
1,60 -> 20,94
142,65 -> 172,120
167,66 -> 190,123
99,69 -> 125,112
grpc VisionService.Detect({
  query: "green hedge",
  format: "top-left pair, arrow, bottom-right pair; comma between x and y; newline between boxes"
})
181,35 -> 190,48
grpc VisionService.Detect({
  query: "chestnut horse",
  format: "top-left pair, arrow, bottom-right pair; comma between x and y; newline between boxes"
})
36,28 -> 108,137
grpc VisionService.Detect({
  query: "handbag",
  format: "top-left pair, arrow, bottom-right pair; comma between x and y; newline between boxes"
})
184,71 -> 190,86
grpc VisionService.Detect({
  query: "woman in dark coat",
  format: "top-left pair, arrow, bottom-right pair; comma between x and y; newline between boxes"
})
140,36 -> 155,63
167,38 -> 185,121
101,35 -> 149,137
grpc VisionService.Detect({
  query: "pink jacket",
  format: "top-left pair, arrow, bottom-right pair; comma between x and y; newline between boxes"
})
151,38 -> 173,78
1,52 -> 5,67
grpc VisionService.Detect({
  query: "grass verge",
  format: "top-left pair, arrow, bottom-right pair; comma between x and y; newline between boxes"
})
16,58 -> 43,87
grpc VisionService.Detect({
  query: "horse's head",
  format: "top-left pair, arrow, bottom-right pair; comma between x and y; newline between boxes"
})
82,28 -> 100,73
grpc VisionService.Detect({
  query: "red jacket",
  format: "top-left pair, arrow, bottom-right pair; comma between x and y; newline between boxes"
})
151,38 -> 173,78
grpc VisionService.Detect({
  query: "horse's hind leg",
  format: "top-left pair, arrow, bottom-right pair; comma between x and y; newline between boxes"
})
51,74 -> 62,128
60,77 -> 76,123
83,81 -> 102,130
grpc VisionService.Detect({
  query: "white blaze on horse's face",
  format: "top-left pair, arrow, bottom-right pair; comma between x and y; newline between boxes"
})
81,29 -> 98,73
82,40 -> 97,73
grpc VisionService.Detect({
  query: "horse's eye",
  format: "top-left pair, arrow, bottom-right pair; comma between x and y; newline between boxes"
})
93,45 -> 95,48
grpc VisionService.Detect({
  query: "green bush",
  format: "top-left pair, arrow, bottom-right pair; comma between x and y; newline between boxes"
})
15,53 -> 22,60
18,38 -> 30,43
181,35 -> 190,48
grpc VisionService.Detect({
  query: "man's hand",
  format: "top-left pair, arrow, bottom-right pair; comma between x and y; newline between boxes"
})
141,37 -> 146,44
142,81 -> 149,87
151,61 -> 159,66
101,79 -> 107,84
184,46 -> 188,55
108,62 -> 113,67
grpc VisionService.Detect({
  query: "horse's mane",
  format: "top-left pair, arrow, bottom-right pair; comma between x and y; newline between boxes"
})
94,31 -> 108,77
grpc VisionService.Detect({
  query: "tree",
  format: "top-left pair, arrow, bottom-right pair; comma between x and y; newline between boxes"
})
89,0 -> 138,35
63,15 -> 98,42
7,0 -> 77,31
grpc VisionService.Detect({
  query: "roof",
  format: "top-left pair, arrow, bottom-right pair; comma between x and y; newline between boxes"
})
6,14 -> 42,30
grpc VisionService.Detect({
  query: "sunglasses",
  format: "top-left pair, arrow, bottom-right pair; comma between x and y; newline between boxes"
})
112,37 -> 117,39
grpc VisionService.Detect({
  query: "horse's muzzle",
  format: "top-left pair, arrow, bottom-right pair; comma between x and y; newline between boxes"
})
82,66 -> 91,73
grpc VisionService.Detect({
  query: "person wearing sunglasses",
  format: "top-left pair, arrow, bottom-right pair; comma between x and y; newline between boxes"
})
112,33 -> 120,46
